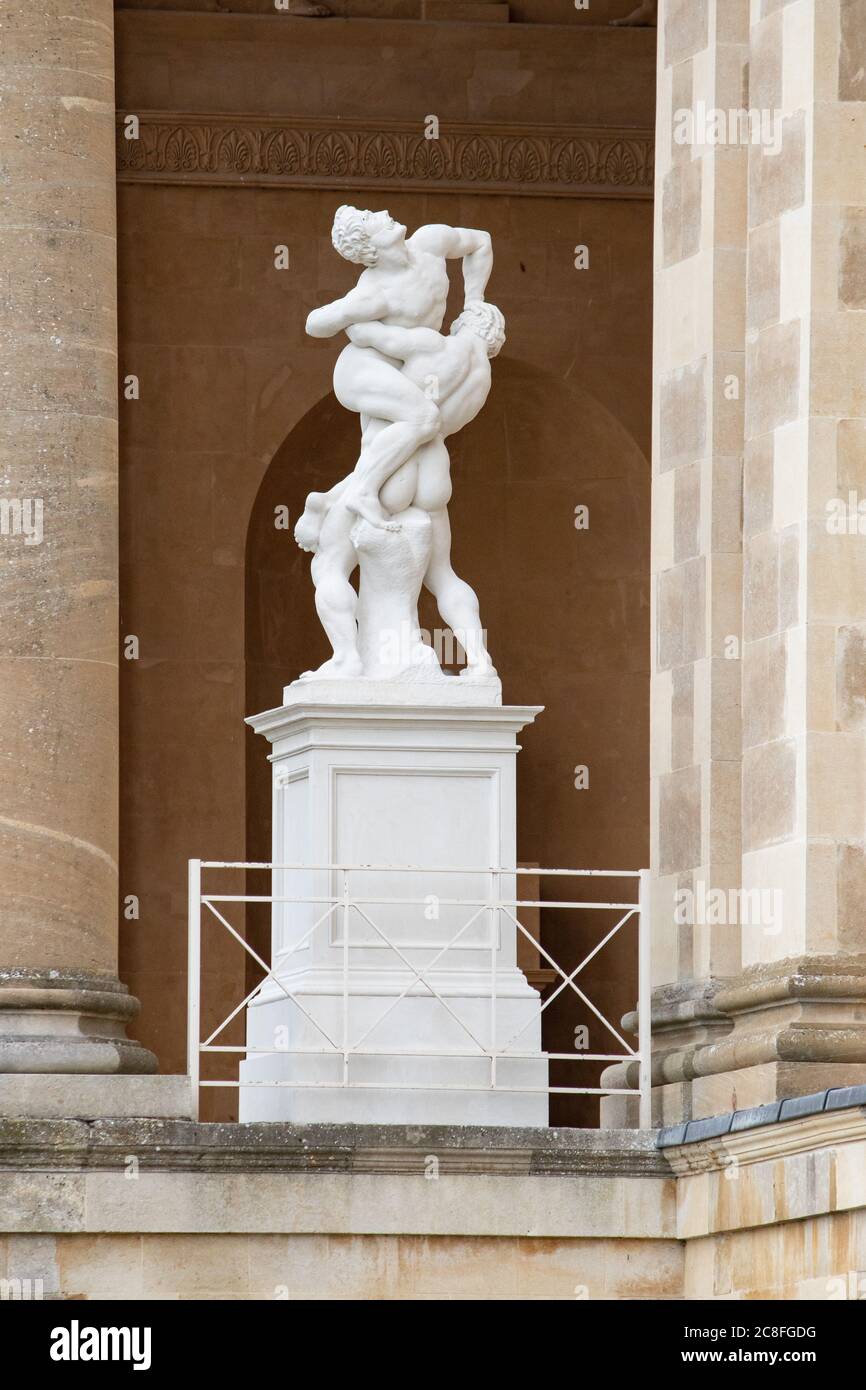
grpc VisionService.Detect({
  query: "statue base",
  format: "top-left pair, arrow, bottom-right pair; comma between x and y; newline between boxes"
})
241,683 -> 548,1126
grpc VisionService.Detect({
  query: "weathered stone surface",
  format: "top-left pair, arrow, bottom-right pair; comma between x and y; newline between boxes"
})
837,843 -> 866,952
657,557 -> 706,669
840,0 -> 866,101
742,633 -> 787,749
743,530 -> 780,643
742,739 -> 796,851
0,1119 -> 669,1177
46,1228 -> 685,1301
0,1073 -> 190,1119
837,419 -> 866,492
836,625 -> 866,732
659,359 -> 708,470
750,7 -> 783,112
663,0 -> 709,66
748,111 -> 806,228
839,207 -> 866,309
662,158 -> 702,267
658,765 -> 702,875
743,433 -> 774,540
671,663 -> 695,769
0,1172 -> 85,1234
745,318 -> 801,437
747,219 -> 781,331
673,462 -> 701,563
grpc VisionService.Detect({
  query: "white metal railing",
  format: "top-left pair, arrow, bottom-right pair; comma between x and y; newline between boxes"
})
187,861 -> 651,1127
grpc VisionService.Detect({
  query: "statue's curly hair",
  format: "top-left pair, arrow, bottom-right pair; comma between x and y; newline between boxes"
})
450,300 -> 506,357
331,205 -> 378,267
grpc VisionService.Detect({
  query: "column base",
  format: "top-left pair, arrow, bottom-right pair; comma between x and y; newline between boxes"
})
602,954 -> 866,1126
0,969 -> 158,1074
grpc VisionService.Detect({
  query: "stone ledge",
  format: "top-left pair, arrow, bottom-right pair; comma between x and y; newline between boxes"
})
0,1119 -> 669,1176
0,1075 -> 193,1121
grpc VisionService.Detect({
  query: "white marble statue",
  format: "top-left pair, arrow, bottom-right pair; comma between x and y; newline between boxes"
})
293,207 -> 503,687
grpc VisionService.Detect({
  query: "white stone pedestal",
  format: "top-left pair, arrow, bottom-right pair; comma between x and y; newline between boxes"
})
240,680 -> 548,1125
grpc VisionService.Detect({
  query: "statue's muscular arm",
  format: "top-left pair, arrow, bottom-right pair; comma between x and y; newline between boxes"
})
408,224 -> 493,304
305,283 -> 389,339
345,321 -> 443,360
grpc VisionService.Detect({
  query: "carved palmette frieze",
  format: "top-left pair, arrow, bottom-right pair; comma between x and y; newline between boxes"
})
117,114 -> 653,199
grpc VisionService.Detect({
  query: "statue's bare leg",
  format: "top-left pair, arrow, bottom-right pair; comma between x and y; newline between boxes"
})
301,520 -> 363,679
333,346 -> 441,529
424,509 -> 496,678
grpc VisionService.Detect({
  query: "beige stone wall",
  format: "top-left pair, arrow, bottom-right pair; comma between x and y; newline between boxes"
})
0,1230 -> 683,1300
5,1207 -> 865,1298
685,1209 -> 866,1300
673,1107 -> 866,1299
0,1152 -> 682,1299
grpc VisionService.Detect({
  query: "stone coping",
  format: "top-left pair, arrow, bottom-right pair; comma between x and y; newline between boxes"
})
657,1084 -> 866,1149
0,1119 -> 669,1177
7,1090 -> 865,1170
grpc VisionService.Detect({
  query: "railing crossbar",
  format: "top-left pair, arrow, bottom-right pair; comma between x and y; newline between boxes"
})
203,894 -> 639,910
199,861 -> 641,878
200,1045 -> 634,1062
199,1080 -> 642,1097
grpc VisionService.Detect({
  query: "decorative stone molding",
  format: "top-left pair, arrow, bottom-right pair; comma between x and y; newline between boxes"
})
116,113 -> 654,199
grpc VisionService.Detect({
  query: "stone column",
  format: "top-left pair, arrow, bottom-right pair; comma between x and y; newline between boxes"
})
695,0 -> 866,1114
0,0 -> 154,1071
603,0 -> 749,1126
615,0 -> 866,1126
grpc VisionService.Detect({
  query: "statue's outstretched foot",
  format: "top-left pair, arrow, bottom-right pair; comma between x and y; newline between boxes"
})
299,653 -> 364,681
345,491 -> 401,533
459,661 -> 498,681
